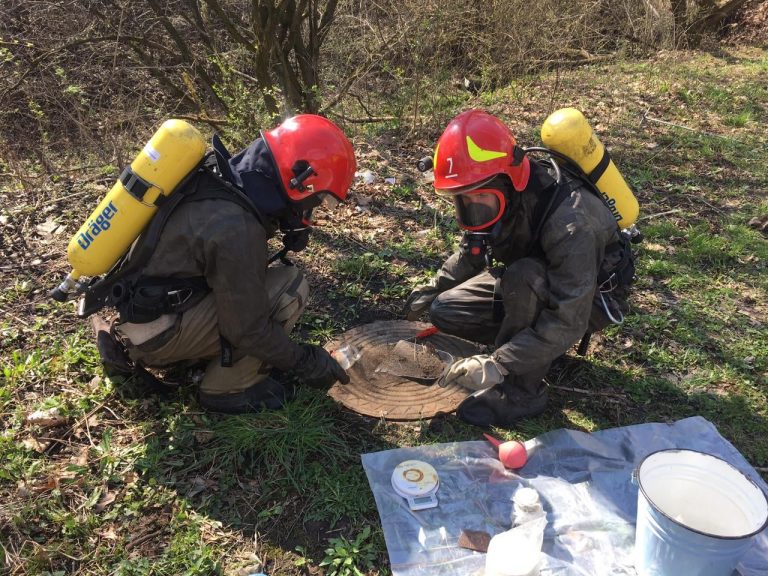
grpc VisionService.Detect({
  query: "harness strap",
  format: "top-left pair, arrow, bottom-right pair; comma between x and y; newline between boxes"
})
528,173 -> 582,258
268,245 -> 294,266
587,150 -> 612,185
115,276 -> 209,324
79,153 -> 268,319
484,263 -> 506,323
119,167 -> 154,204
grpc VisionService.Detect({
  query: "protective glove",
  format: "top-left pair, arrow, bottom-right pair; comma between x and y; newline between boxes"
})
404,285 -> 439,321
436,354 -> 506,391
293,344 -> 350,387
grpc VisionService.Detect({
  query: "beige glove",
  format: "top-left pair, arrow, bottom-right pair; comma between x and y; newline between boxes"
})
437,354 -> 507,391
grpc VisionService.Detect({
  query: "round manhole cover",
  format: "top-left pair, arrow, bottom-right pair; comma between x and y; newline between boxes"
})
326,320 -> 483,420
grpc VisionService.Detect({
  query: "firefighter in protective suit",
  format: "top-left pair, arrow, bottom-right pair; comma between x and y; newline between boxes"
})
98,115 -> 355,413
405,110 -> 633,428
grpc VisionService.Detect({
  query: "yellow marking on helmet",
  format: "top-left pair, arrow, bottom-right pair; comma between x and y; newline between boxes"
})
433,144 -> 439,169
466,136 -> 507,162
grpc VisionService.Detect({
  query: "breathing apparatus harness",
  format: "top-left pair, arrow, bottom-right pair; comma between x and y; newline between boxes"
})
417,147 -> 638,352
78,151 -> 308,321
525,147 -> 638,334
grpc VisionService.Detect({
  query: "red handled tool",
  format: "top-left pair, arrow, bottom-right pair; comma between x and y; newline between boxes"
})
415,326 -> 439,339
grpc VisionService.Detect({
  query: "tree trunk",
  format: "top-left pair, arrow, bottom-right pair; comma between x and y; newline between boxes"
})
671,0 -> 689,47
692,0 -> 752,35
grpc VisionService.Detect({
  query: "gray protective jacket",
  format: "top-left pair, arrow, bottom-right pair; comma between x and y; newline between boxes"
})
129,171 -> 304,371
428,162 -> 623,375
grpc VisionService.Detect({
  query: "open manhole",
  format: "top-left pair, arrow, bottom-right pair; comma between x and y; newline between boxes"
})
326,320 -> 484,420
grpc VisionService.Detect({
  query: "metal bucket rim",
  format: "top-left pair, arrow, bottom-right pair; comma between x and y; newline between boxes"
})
637,448 -> 768,540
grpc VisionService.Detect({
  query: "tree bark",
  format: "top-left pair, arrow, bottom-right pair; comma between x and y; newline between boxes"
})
693,0 -> 752,34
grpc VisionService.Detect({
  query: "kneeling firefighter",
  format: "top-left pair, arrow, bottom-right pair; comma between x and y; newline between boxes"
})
70,115 -> 355,413
405,109 -> 637,427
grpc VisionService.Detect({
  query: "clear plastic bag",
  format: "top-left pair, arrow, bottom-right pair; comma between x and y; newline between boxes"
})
485,515 -> 547,576
333,343 -> 362,370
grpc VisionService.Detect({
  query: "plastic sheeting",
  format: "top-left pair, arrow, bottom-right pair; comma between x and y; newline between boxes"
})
360,416 -> 768,576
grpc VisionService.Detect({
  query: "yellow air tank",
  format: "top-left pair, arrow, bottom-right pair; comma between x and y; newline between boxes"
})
541,108 -> 639,229
51,119 -> 206,301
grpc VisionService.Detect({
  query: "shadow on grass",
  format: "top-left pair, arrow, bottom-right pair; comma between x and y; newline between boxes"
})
108,315 -> 766,576
416,351 -> 767,470
118,380 -> 401,574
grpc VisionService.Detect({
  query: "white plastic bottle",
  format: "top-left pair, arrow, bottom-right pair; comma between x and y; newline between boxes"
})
486,488 -> 547,576
512,487 -> 545,526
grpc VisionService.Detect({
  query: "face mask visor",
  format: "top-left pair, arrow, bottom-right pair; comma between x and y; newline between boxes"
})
453,188 -> 506,231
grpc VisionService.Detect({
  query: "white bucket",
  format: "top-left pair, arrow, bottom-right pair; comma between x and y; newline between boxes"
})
634,449 -> 768,576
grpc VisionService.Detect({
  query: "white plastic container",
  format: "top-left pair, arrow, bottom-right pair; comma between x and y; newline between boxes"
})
634,449 -> 768,576
512,487 -> 545,526
487,488 -> 546,576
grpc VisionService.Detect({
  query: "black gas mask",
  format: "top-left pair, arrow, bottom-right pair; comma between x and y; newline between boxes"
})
453,185 -> 509,269
274,191 -> 341,260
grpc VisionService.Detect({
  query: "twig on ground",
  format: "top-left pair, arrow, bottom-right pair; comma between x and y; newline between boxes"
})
640,109 -> 739,142
550,384 -> 627,398
51,188 -> 102,203
44,400 -> 111,456
637,209 -> 683,221
327,111 -> 397,124
681,193 -> 726,215
0,307 -> 29,326
174,114 -> 228,127
125,528 -> 165,552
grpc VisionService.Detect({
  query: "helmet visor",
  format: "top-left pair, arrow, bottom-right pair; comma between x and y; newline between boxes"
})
453,189 -> 505,231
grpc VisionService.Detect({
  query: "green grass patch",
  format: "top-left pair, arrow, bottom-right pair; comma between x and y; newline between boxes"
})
2,44 -> 767,576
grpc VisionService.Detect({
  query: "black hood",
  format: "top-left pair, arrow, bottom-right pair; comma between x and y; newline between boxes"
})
212,134 -> 288,218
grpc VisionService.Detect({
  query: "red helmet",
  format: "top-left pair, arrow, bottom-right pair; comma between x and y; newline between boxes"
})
432,109 -> 530,194
262,114 -> 356,203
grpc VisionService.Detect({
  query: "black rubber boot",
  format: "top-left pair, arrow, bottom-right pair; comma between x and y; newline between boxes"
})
457,378 -> 548,428
198,377 -> 294,414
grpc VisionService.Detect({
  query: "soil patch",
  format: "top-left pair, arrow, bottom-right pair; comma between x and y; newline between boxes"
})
372,340 -> 448,381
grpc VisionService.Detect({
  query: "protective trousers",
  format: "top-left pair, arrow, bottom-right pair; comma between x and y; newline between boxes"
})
428,258 -> 552,397
120,265 -> 309,395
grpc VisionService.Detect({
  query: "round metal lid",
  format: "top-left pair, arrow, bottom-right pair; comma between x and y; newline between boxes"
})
326,320 -> 484,420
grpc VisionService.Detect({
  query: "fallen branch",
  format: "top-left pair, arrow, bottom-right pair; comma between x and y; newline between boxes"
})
637,209 -> 684,221
681,193 -> 726,215
125,528 -> 166,552
550,384 -> 627,398
174,114 -> 228,127
327,111 -> 397,124
640,109 -> 739,142
43,399 -> 113,456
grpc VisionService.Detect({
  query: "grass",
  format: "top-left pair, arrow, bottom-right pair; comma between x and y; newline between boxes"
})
1,45 -> 767,575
